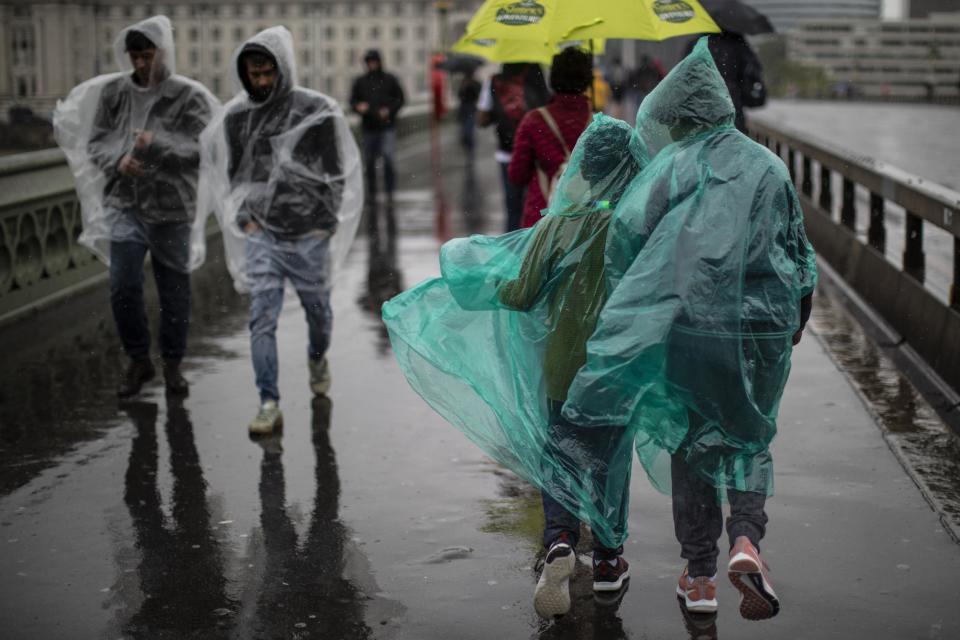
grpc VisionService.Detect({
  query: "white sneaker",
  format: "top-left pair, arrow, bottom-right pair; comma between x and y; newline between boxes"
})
534,535 -> 576,619
248,400 -> 283,435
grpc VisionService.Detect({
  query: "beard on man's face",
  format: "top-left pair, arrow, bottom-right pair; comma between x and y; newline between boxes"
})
250,84 -> 274,102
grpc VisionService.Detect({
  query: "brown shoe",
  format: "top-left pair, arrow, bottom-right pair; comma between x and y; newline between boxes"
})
117,358 -> 155,398
162,359 -> 189,396
728,536 -> 780,620
676,567 -> 718,613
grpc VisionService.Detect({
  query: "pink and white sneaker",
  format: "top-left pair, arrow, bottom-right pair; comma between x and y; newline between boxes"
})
727,536 -> 780,620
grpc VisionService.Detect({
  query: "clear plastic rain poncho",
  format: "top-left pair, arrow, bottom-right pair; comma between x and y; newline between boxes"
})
563,38 -> 818,499
53,16 -> 219,272
383,114 -> 645,548
196,27 -> 363,293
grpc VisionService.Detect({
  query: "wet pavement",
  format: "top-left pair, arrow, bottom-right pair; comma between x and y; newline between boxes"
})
2,127 -> 960,640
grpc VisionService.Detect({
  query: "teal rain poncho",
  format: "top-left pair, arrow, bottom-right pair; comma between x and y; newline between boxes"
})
383,114 -> 644,548
383,38 -> 816,547
563,38 -> 817,497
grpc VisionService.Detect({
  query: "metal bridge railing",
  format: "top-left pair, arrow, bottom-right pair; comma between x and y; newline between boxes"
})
749,117 -> 960,395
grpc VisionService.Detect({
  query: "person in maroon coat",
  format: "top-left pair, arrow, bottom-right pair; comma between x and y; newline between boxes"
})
508,48 -> 594,229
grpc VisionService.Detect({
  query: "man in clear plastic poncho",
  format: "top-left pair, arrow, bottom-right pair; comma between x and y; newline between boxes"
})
563,39 -> 817,620
54,16 -> 219,398
199,27 -> 362,435
383,114 -> 643,618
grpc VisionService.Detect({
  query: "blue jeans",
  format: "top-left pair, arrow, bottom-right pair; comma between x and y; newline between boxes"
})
246,232 -> 332,403
459,108 -> 476,154
499,161 -> 525,232
541,401 -> 626,557
362,128 -> 397,197
109,222 -> 191,361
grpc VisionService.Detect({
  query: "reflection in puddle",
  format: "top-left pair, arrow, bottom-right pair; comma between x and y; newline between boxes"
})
0,250 -> 246,497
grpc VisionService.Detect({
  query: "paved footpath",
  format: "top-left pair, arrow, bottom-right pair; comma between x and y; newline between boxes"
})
0,129 -> 958,639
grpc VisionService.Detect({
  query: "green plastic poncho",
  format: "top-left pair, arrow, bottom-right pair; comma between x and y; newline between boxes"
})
563,38 -> 817,497
383,114 -> 644,548
383,38 -> 816,548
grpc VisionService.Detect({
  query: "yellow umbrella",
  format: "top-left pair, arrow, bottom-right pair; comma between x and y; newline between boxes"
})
452,34 -> 555,64
462,0 -> 718,44
451,33 -> 605,64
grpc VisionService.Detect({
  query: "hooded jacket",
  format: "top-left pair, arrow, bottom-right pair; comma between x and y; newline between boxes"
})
223,27 -> 344,239
349,54 -> 405,132
85,16 -> 215,225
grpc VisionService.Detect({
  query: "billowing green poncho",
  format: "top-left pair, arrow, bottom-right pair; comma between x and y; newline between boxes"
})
383,39 -> 816,548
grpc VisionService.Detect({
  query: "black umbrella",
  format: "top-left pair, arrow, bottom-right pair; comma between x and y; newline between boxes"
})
700,0 -> 775,35
438,53 -> 485,74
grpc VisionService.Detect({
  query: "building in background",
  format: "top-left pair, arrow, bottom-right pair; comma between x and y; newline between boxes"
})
0,1 -> 483,119
788,11 -> 960,99
909,0 -> 959,19
749,0 -> 882,32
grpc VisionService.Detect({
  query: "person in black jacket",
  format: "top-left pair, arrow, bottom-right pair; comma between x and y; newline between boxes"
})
214,27 -> 358,435
349,50 -> 405,203
57,16 -> 218,398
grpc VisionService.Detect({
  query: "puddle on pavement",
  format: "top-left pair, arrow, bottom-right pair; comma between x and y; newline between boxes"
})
809,281 -> 960,530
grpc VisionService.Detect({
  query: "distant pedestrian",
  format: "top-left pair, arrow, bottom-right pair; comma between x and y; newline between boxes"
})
477,62 -> 550,231
608,58 -> 628,118
199,27 -> 363,435
53,15 -> 219,398
350,49 -> 405,204
508,48 -> 593,228
626,55 -> 665,123
589,67 -> 612,113
457,69 -> 482,159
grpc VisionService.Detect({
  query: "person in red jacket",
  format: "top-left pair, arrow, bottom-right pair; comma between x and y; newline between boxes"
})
508,48 -> 594,228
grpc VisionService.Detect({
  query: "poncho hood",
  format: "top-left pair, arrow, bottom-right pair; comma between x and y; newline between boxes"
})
233,26 -> 297,104
113,15 -> 176,86
633,37 -> 735,163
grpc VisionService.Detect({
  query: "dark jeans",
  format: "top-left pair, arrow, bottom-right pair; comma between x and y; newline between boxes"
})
362,128 -> 397,198
541,401 -> 627,557
499,161 -> 525,233
459,108 -> 476,155
109,233 -> 191,362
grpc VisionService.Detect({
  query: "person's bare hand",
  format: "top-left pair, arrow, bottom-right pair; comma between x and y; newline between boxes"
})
378,107 -> 390,120
355,102 -> 370,114
133,129 -> 154,150
792,329 -> 804,346
243,221 -> 260,234
118,154 -> 144,177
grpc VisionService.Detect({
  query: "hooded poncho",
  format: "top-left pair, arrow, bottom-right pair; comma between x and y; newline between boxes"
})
383,114 -> 644,548
196,27 -> 363,293
563,38 -> 817,498
53,15 -> 220,272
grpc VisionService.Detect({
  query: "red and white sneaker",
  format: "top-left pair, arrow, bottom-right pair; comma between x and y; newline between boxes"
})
727,536 -> 780,620
534,533 -> 576,619
676,567 -> 718,613
593,555 -> 630,592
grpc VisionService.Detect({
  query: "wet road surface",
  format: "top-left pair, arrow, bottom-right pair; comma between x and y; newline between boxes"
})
2,127 -> 960,639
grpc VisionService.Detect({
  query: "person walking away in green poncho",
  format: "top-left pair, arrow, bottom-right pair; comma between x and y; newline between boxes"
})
562,39 -> 817,621
498,115 -> 642,618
